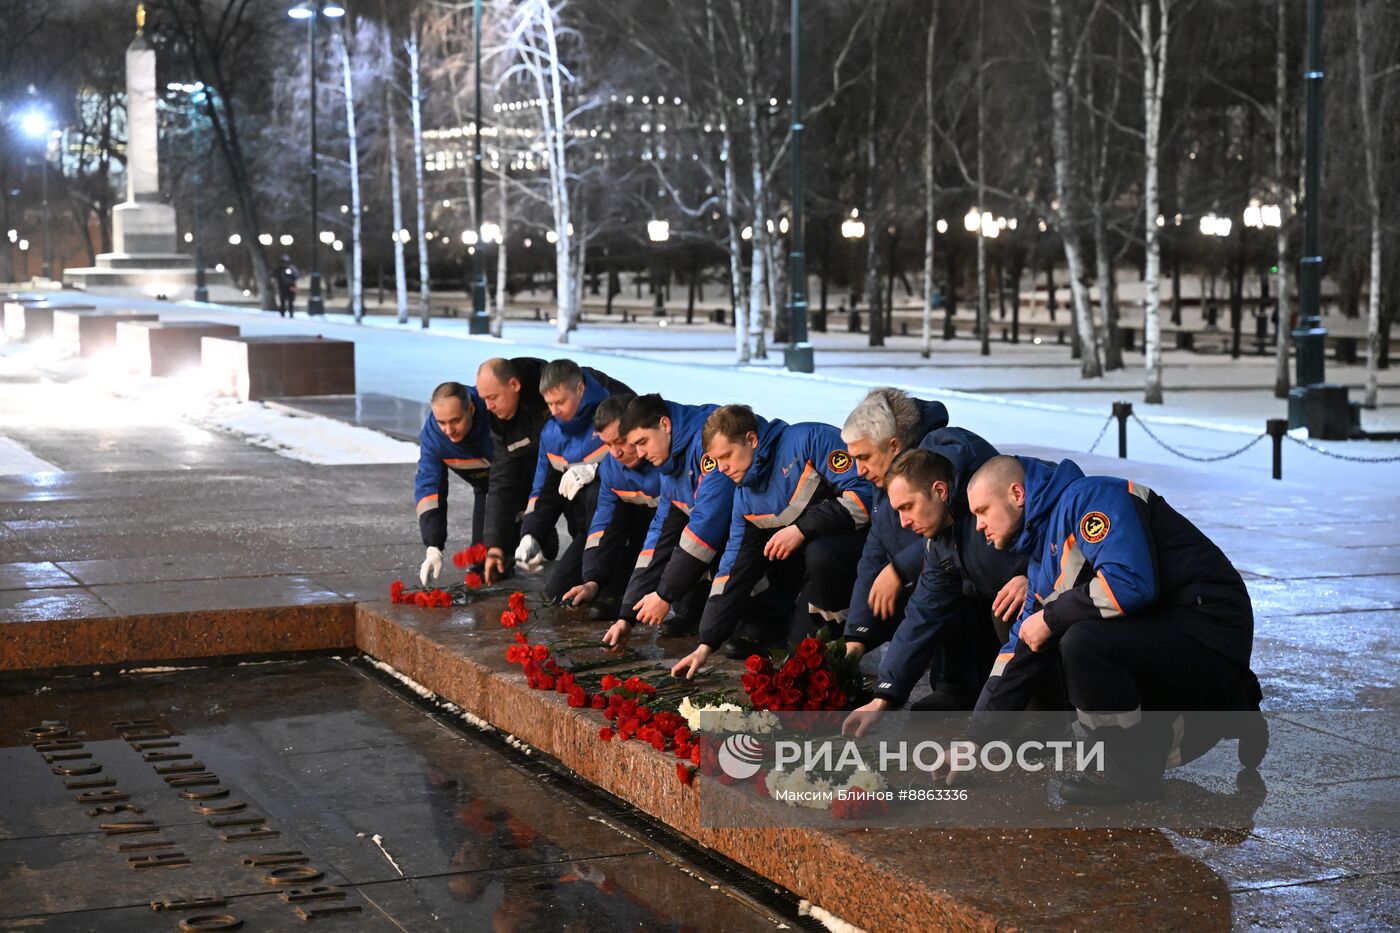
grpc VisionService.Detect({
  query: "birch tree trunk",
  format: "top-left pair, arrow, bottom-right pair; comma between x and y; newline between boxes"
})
1050,0 -> 1102,377
921,5 -> 937,358
865,5 -> 885,348
387,98 -> 409,324
495,167 -> 508,335
723,131 -> 749,362
1273,0 -> 1291,398
1093,205 -> 1122,370
747,155 -> 768,359
1139,0 -> 1169,403
407,32 -> 431,327
335,30 -> 363,322
1354,0 -> 1382,408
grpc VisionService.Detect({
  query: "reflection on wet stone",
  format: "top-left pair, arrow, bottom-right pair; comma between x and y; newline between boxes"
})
0,659 -> 781,931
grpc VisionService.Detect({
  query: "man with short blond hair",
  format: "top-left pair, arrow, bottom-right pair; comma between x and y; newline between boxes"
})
671,405 -> 874,679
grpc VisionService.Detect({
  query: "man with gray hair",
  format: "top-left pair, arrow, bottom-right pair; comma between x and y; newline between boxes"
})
840,387 -> 1025,710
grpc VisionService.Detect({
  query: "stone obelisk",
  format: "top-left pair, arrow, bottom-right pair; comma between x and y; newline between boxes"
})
65,4 -> 231,298
111,3 -> 177,255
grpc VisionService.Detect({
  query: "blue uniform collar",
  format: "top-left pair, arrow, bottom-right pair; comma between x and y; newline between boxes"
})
1013,456 -> 1084,554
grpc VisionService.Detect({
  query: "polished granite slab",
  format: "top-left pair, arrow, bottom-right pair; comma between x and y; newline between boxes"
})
0,659 -> 782,932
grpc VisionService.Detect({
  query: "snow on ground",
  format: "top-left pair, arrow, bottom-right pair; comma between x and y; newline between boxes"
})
0,434 -> 60,474
188,397 -> 418,465
0,336 -> 418,468
15,291 -> 1400,489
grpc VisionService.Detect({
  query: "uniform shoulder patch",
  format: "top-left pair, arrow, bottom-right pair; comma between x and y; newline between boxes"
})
827,449 -> 852,474
1079,511 -> 1111,544
700,454 -> 717,474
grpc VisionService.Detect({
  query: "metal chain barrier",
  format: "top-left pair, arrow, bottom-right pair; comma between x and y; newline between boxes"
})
1086,415 -> 1113,454
1284,435 -> 1400,463
1129,414 -> 1267,463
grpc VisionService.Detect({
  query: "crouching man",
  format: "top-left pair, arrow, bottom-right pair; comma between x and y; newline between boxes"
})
965,455 -> 1266,804
671,405 -> 874,678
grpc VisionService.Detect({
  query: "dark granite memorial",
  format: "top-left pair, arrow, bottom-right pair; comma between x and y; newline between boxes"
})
116,321 -> 241,378
3,301 -> 97,343
202,335 -> 355,402
53,309 -> 160,359
0,659 -> 782,932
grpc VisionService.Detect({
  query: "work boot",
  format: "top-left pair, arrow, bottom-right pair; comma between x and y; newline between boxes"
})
1058,770 -> 1163,806
588,597 -> 621,621
910,690 -> 977,712
721,635 -> 769,661
660,613 -> 699,638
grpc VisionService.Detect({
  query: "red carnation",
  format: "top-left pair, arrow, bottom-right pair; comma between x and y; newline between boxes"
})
500,611 -> 519,628
389,580 -> 406,603
531,644 -> 550,663
598,727 -> 613,741
466,543 -> 488,565
690,745 -> 701,765
508,591 -> 528,615
676,763 -> 695,786
567,686 -> 588,708
451,549 -> 470,569
600,674 -> 621,690
464,572 -> 483,590
590,694 -> 606,710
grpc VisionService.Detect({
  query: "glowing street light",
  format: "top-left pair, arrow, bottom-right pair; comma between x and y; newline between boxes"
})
1243,200 -> 1282,230
1199,213 -> 1232,237
647,219 -> 670,242
840,209 -> 865,240
479,222 -> 502,244
461,230 -> 479,246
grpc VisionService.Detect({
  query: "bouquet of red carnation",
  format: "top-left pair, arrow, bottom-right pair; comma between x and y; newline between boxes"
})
740,631 -> 866,712
387,549 -> 503,607
452,543 -> 489,569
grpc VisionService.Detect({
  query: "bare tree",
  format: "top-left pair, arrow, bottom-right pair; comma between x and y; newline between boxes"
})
501,0 -> 585,341
1354,0 -> 1383,408
1129,0 -> 1172,403
920,3 -> 939,359
333,24 -> 364,321
405,26 -> 432,326
1049,0 -> 1102,377
386,89 -> 409,323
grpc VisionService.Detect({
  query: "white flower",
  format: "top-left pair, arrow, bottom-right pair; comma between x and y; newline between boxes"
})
840,768 -> 887,794
680,697 -> 778,734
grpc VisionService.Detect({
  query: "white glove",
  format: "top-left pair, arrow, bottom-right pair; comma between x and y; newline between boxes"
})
514,534 -> 544,572
559,463 -> 598,501
419,546 -> 443,586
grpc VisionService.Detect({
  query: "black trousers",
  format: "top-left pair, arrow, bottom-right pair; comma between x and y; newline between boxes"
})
1060,607 -> 1255,779
769,529 -> 869,644
619,508 -> 710,625
542,483 -> 600,603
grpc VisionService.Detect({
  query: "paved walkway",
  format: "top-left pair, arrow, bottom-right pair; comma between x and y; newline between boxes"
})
0,290 -> 1396,929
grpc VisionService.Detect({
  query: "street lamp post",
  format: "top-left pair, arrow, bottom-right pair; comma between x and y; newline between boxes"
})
288,1 -> 344,316
171,82 -> 212,302
784,0 -> 814,372
20,110 -> 54,280
647,220 -> 669,316
1287,0 -> 1350,437
468,0 -> 490,334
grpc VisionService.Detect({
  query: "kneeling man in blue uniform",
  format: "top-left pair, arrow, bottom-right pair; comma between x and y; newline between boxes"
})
672,405 -> 874,678
966,455 -> 1266,804
560,393 -> 660,620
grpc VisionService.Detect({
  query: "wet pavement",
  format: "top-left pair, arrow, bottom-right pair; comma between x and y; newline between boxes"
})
0,297 -> 1397,929
0,659 -> 789,931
